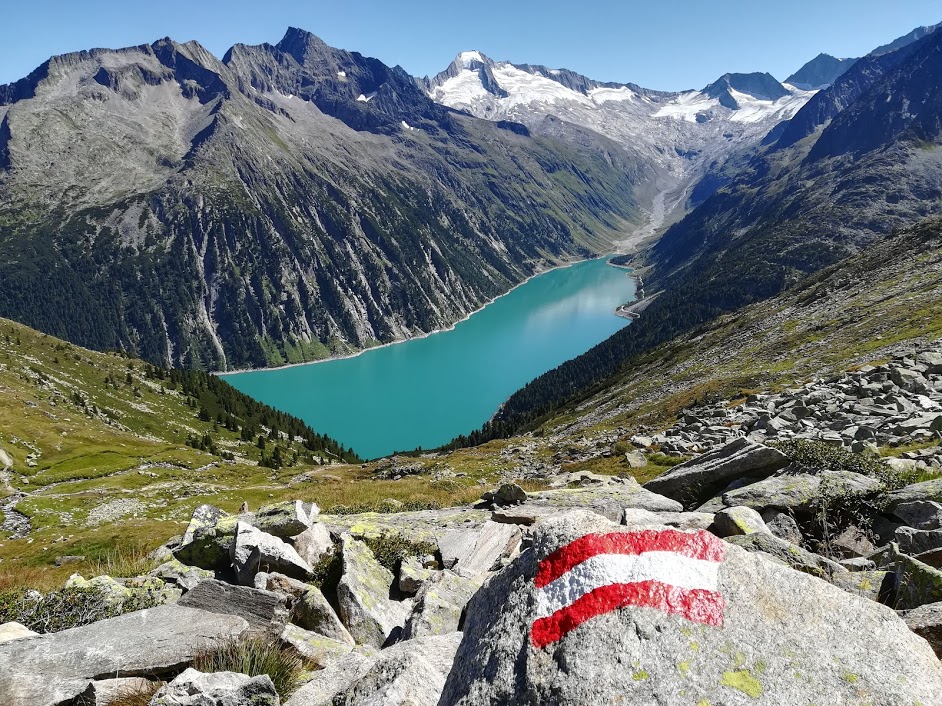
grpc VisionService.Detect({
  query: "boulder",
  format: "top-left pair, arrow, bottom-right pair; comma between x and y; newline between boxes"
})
0,605 -> 247,706
398,556 -> 434,595
281,624 -> 353,667
895,526 -> 942,556
254,500 -> 319,537
290,523 -> 334,566
893,500 -> 942,530
337,633 -> 461,706
292,585 -> 354,645
0,622 -> 37,644
336,535 -> 411,647
902,601 -> 942,658
712,506 -> 771,537
260,571 -> 310,600
174,514 -> 241,571
885,477 -> 942,510
491,504 -> 556,526
716,471 -> 882,515
828,570 -> 895,604
149,558 -> 215,591
77,677 -> 156,706
894,546 -> 942,610
724,533 -> 846,580
760,509 -> 803,545
150,668 -> 278,706
527,479 -> 682,521
622,509 -> 715,532
178,579 -> 288,635
624,450 -> 647,468
830,525 -> 876,559
439,510 -> 942,706
180,503 -> 229,546
283,651 -> 372,706
643,438 -> 788,508
439,521 -> 521,578
401,571 -> 482,640
231,521 -> 313,585
481,483 -> 527,507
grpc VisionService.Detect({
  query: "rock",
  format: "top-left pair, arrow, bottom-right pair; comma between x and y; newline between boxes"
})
181,503 -> 229,546
760,509 -> 803,545
64,573 -> 180,610
402,571 -> 482,640
902,601 -> 942,658
895,546 -> 942,610
885,477 -> 942,510
490,504 -> 556,526
178,579 -> 288,636
338,633 -> 461,706
914,546 -> 942,568
716,471 -> 882,515
292,585 -> 355,645
337,535 -> 411,647
255,500 -> 319,538
174,514 -> 241,571
398,556 -> 434,595
643,438 -> 789,509
724,533 -> 846,580
631,435 -> 654,448
622,508 -> 716,531
260,571 -> 310,599
481,483 -> 527,507
0,605 -> 247,706
839,557 -> 876,571
231,521 -> 314,585
829,570 -> 895,604
895,526 -> 942,556
281,623 -> 353,667
149,558 -> 215,591
290,523 -> 334,566
284,651 -> 372,706
893,500 -> 942,529
712,506 -> 771,537
527,480 -> 682,521
150,668 -> 278,706
53,555 -> 85,566
0,622 -> 37,644
624,450 -> 647,468
831,525 -> 876,559
77,677 -> 156,706
439,521 -> 521,578
439,510 -> 942,706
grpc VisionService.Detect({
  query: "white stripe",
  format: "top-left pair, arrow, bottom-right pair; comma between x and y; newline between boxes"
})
535,552 -> 720,619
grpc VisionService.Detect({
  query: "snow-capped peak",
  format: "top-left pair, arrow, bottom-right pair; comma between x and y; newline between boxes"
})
458,50 -> 486,68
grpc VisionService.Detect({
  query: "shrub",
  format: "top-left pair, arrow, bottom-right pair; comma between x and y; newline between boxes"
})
771,439 -> 904,487
0,584 -> 163,634
308,547 -> 343,591
363,533 -> 438,574
192,637 -> 306,700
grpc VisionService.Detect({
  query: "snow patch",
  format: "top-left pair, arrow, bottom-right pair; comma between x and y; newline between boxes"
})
357,92 -> 377,103
589,86 -> 636,104
458,50 -> 484,67
337,70 -> 347,78
401,120 -> 415,131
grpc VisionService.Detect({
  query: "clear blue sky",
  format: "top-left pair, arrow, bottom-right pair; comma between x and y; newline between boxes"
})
2,0 -> 941,91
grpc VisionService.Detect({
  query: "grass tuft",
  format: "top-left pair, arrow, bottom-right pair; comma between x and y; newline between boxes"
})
192,636 -> 306,700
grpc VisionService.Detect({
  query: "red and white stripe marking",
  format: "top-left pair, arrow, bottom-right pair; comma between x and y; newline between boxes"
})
531,529 -> 725,648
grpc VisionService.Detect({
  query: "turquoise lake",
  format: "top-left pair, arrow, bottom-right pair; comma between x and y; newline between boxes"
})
224,258 -> 635,459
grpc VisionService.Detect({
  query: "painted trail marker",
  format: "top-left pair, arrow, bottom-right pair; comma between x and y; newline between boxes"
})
531,529 -> 726,648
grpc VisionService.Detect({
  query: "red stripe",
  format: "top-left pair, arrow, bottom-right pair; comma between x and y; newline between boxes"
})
534,530 -> 724,589
530,580 -> 725,649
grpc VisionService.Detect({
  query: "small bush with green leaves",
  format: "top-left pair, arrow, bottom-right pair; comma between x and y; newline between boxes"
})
192,637 -> 306,700
0,585 -> 163,634
363,533 -> 438,574
771,439 -> 909,488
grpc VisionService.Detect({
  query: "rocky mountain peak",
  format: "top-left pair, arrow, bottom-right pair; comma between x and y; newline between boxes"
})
702,72 -> 790,108
275,26 -> 333,65
785,53 -> 857,90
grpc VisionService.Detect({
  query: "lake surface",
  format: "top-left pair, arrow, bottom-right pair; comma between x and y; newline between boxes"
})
224,258 -> 635,459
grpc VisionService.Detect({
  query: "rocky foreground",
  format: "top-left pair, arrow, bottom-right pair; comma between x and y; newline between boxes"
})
5,349 -> 942,703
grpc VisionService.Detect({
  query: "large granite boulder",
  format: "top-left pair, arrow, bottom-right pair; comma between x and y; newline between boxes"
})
254,500 -> 319,538
0,605 -> 248,706
290,523 -> 334,566
714,471 -> 882,515
903,601 -> 942,658
231,521 -> 313,585
150,668 -> 278,706
401,571 -> 482,640
283,652 -> 372,706
439,510 -> 942,705
643,438 -> 789,509
281,624 -> 353,668
525,479 -> 682,521
292,585 -> 354,645
439,521 -> 521,578
724,533 -> 846,581
885,478 -> 942,511
713,506 -> 771,537
178,579 -> 289,635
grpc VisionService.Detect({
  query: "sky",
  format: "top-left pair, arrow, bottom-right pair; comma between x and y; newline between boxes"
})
1,0 -> 941,91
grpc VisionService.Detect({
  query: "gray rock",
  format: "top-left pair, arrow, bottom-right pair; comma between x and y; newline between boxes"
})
839,557 -> 877,571
398,556 -> 434,595
292,585 -> 354,645
0,605 -> 247,706
491,504 -> 556,526
338,633 -> 461,706
337,535 -> 411,647
290,523 -> 334,566
894,500 -> 942,530
894,545 -> 942,610
624,450 -> 647,468
149,558 -> 215,591
150,668 -> 278,706
717,471 -> 882,515
713,506 -> 771,537
77,677 -> 157,705
885,477 -> 942,510
281,623 -> 353,668
724,533 -> 846,581
231,521 -> 313,585
178,579 -> 288,636
895,526 -> 942,556
254,500 -> 319,537
284,651 -> 372,706
902,601 -> 942,658
481,483 -> 527,507
0,622 -> 37,644
402,571 -> 482,640
181,503 -> 229,546
440,510 -> 942,705
828,570 -> 894,604
453,521 -> 521,578
644,438 -> 789,508
831,525 -> 876,559
760,509 -> 803,545
174,514 -> 241,571
914,546 -> 942,568
527,479 -> 682,521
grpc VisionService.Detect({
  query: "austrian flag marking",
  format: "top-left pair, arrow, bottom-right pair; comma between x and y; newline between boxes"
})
530,529 -> 726,648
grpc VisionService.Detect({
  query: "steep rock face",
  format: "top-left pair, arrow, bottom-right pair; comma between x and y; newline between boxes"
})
0,29 -> 644,370
785,53 -> 857,90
